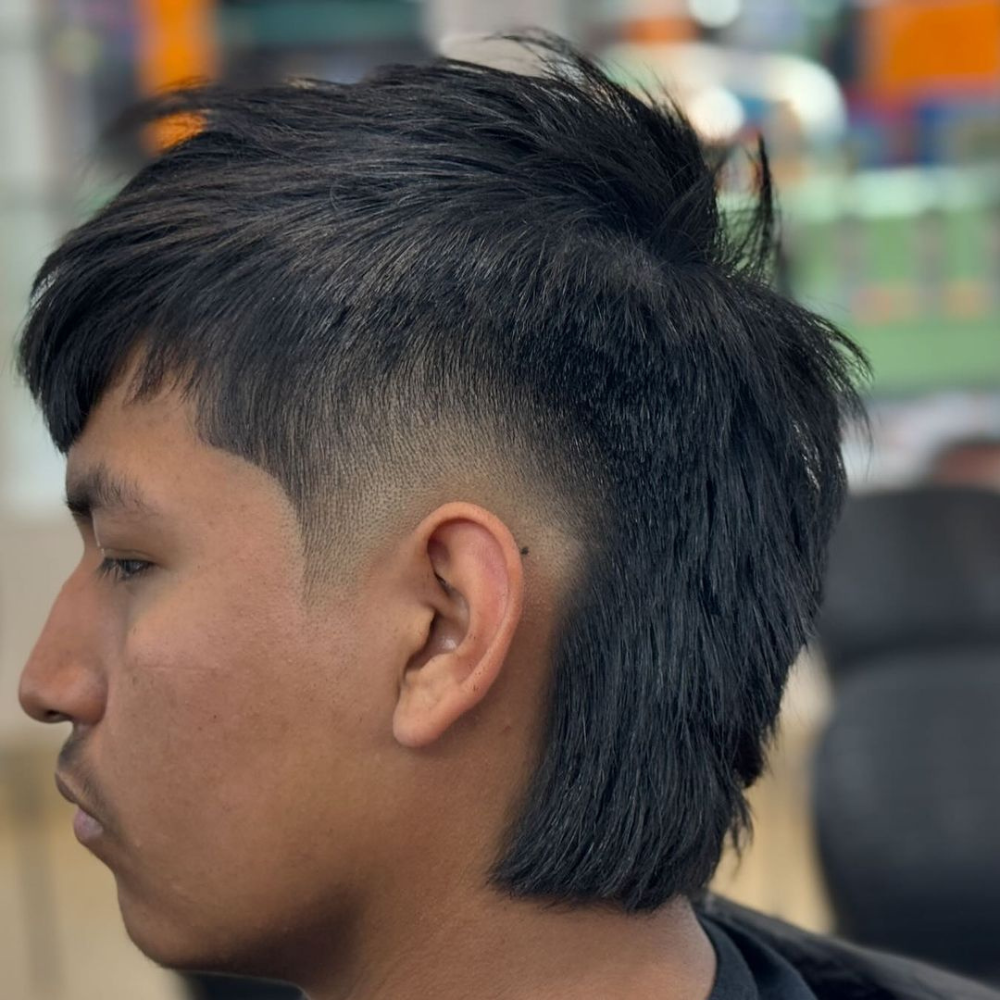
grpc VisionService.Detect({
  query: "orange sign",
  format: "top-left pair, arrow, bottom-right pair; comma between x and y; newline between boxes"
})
623,17 -> 696,44
135,0 -> 218,150
864,0 -> 1000,98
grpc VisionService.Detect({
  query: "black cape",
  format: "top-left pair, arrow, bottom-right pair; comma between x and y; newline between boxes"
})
700,896 -> 1000,1000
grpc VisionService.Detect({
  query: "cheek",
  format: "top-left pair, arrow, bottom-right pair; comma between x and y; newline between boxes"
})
105,573 -> 374,842
98,574 -> 401,958
107,581 -> 315,828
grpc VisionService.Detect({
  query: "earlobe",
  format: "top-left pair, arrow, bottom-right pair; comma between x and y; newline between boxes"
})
392,504 -> 524,749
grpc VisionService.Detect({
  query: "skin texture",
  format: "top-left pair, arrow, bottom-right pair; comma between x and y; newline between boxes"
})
19,371 -> 716,1000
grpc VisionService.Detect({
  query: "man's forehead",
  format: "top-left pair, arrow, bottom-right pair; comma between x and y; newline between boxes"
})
63,383 -> 195,515
65,386 -> 304,531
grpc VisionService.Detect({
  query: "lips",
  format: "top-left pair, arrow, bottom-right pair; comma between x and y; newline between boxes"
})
72,807 -> 104,841
55,772 -> 102,825
55,772 -> 109,844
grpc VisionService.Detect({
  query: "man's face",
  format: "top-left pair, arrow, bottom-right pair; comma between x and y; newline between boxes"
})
18,376 -> 404,974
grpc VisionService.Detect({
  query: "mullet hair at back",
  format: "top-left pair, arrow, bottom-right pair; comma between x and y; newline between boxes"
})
18,35 -> 867,911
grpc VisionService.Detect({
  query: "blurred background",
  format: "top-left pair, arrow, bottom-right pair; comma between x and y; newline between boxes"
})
1,1 -> 999,998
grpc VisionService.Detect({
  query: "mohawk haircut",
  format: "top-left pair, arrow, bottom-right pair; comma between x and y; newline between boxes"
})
18,35 -> 867,910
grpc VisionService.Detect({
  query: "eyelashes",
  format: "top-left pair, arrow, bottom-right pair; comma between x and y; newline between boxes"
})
95,557 -> 153,584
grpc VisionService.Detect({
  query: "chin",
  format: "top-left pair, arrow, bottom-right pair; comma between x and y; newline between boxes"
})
117,882 -> 277,980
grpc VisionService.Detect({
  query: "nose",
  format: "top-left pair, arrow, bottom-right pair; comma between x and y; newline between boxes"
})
19,568 -> 106,726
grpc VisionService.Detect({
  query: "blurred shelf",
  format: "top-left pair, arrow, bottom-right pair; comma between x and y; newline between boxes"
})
218,1 -> 421,48
844,318 -> 1000,395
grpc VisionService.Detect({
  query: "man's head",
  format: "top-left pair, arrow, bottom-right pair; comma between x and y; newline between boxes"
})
17,36 -> 865,983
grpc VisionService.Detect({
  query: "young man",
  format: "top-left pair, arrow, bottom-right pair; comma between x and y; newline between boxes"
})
16,36 -> 996,1000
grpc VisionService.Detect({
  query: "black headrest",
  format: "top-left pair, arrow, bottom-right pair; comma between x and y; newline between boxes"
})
812,657 -> 1000,978
817,487 -> 1000,682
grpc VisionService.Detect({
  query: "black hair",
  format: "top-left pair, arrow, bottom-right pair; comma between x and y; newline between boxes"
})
17,35 -> 868,911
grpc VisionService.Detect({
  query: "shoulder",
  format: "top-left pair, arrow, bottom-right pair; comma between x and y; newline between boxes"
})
697,895 -> 1000,1000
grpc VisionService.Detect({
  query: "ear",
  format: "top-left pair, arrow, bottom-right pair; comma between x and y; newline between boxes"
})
393,502 -> 524,749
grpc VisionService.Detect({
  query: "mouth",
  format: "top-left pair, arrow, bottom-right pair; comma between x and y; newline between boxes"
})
55,772 -> 106,844
72,807 -> 105,842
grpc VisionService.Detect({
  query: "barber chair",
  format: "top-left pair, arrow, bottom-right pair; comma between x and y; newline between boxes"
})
812,487 -> 1000,983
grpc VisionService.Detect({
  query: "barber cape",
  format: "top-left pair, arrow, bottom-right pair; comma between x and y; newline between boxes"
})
699,895 -> 1000,1000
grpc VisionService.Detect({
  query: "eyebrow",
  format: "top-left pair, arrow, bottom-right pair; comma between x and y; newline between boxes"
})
64,463 -> 162,520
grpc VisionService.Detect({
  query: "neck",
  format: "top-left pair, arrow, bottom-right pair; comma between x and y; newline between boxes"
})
298,881 -> 716,1000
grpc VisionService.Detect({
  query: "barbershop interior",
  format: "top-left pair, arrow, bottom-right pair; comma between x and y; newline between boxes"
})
1,1 -> 999,998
